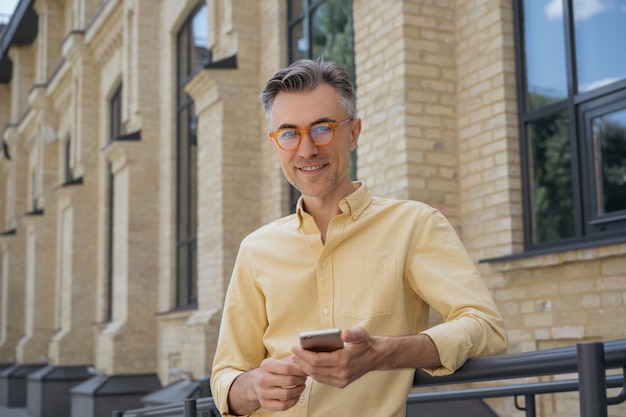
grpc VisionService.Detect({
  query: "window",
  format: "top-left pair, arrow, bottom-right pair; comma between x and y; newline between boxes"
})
175,2 -> 210,308
514,0 -> 626,250
287,0 -> 355,210
106,162 -> 114,322
27,138 -> 44,214
110,84 -> 122,141
64,135 -> 74,183
105,84 -> 122,322
30,169 -> 38,212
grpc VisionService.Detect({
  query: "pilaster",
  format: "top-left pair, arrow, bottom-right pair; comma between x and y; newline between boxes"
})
14,87 -> 59,364
33,0 -> 65,83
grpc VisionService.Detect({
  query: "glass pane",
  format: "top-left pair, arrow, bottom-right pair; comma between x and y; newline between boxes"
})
527,110 -> 575,244
189,114 -> 198,235
177,108 -> 190,239
192,5 -> 209,48
191,5 -> 210,69
574,3 -> 626,92
190,240 -> 198,304
110,86 -> 121,140
177,29 -> 189,81
289,0 -> 305,20
177,245 -> 189,306
311,0 -> 354,80
522,0 -> 567,110
592,108 -> 626,215
290,20 -> 307,61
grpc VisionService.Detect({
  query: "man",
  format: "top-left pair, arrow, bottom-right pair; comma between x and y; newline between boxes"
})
210,59 -> 507,416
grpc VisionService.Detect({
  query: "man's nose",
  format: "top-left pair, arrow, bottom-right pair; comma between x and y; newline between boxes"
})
297,132 -> 319,157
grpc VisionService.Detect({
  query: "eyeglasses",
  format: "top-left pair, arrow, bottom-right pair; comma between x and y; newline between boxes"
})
269,117 -> 353,151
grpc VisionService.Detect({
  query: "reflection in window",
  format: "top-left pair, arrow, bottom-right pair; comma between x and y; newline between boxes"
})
527,110 -> 575,244
574,3 -> 626,93
592,108 -> 626,215
523,0 -> 567,110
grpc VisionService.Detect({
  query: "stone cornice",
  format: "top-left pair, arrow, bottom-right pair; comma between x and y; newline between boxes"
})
86,1 -> 124,66
62,31 -> 89,65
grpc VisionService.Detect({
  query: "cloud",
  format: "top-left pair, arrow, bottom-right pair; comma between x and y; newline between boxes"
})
579,76 -> 622,93
545,0 -> 563,20
545,0 -> 611,21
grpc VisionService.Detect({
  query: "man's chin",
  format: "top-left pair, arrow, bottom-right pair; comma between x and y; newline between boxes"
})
292,183 -> 327,199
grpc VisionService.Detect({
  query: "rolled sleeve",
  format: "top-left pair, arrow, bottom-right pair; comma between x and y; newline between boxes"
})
210,368 -> 245,416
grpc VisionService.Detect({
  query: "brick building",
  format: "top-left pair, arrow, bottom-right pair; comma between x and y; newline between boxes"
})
0,0 -> 624,416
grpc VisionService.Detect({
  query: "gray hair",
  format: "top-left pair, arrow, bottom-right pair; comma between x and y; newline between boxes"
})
260,59 -> 356,126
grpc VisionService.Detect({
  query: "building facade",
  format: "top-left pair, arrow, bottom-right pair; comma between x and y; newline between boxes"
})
0,0 -> 624,416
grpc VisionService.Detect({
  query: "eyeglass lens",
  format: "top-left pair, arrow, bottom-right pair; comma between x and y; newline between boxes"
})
278,124 -> 333,148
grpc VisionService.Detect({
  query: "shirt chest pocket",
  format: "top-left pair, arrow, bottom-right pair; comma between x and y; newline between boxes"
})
338,258 -> 397,319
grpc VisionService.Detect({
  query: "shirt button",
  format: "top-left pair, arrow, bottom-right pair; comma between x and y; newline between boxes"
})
321,261 -> 327,268
323,308 -> 330,315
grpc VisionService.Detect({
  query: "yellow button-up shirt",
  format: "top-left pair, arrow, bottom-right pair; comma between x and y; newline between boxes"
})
211,182 -> 507,417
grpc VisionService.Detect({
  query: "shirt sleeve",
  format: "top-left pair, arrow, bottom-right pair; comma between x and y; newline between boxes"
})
409,209 -> 508,375
210,244 -> 268,415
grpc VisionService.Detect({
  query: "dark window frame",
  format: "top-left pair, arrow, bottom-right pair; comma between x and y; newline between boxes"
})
104,83 -> 122,322
513,0 -> 626,254
175,1 -> 209,309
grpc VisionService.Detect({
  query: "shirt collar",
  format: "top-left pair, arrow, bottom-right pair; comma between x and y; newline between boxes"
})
295,181 -> 372,227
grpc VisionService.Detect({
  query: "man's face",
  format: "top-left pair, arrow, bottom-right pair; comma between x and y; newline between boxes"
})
269,83 -> 360,200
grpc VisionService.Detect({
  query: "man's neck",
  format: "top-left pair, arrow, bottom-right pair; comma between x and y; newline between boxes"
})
301,181 -> 358,243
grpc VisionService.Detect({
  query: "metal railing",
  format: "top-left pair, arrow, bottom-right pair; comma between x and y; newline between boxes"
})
113,396 -> 220,417
113,338 -> 626,417
411,339 -> 626,417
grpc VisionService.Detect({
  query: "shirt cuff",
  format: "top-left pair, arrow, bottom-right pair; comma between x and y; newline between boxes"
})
211,368 -> 246,416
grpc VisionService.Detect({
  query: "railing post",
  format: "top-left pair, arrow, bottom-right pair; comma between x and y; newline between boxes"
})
184,398 -> 197,417
577,342 -> 607,417
524,394 -> 536,417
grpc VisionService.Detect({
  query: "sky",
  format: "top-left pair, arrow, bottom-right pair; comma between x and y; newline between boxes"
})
0,0 -> 19,17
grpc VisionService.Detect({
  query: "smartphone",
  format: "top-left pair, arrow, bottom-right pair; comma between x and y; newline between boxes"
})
299,328 -> 344,352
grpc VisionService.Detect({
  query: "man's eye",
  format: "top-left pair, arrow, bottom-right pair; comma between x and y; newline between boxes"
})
279,129 -> 298,140
311,124 -> 332,136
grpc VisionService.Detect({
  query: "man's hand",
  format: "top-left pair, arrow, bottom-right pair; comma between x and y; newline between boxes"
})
290,326 -> 442,389
290,327 -> 378,388
228,356 -> 307,415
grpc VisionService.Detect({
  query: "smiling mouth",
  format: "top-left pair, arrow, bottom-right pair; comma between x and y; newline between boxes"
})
299,164 -> 325,172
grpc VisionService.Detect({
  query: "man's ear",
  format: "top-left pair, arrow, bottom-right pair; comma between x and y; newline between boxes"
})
268,133 -> 279,153
349,118 -> 362,152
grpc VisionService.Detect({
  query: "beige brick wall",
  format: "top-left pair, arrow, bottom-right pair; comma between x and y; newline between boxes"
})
455,0 -> 522,262
0,1 -> 624,416
354,0 -> 461,229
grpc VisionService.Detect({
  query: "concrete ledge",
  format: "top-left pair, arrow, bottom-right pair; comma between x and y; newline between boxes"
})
27,365 -> 92,417
0,364 -> 47,407
70,373 -> 161,417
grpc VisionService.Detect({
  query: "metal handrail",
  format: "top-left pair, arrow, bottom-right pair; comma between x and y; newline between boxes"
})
411,339 -> 626,417
113,339 -> 626,417
413,338 -> 626,386
408,373 -> 624,403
